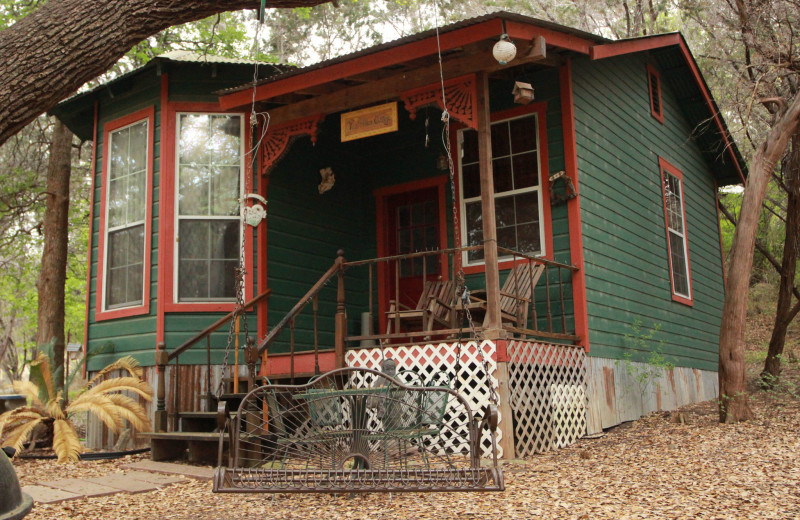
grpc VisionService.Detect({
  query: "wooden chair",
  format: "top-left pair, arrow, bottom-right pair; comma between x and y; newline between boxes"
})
470,262 -> 545,328
385,280 -> 457,334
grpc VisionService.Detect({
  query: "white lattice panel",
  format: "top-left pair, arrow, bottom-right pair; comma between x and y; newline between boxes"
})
346,341 -> 502,459
507,341 -> 587,456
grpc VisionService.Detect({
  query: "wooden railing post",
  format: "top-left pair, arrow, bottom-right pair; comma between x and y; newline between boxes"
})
334,249 -> 347,368
155,344 -> 168,432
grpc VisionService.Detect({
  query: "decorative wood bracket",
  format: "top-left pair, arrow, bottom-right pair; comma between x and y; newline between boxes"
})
260,114 -> 325,175
399,74 -> 477,130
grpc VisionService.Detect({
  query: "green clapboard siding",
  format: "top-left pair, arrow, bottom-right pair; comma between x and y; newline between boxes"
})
86,63 -> 263,371
571,54 -> 725,371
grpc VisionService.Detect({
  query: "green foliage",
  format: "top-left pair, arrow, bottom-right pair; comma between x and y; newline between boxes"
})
617,318 -> 675,398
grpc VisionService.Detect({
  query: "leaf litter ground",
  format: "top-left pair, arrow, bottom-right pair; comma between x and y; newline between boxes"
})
14,310 -> 800,520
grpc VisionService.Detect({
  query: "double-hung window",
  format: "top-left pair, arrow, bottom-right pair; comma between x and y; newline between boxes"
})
104,119 -> 148,310
459,111 -> 545,265
659,158 -> 692,305
175,113 -> 243,302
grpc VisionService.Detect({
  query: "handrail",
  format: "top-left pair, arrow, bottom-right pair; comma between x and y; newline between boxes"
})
167,288 -> 272,362
257,254 -> 344,355
495,246 -> 579,271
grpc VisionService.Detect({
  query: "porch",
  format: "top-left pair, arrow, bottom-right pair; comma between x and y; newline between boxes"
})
148,244 -> 587,460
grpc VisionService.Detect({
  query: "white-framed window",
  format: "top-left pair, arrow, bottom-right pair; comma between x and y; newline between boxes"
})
174,113 -> 244,302
103,119 -> 148,310
659,158 -> 692,304
458,112 -> 545,266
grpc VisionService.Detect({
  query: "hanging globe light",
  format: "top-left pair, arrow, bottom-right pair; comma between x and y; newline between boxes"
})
492,34 -> 517,65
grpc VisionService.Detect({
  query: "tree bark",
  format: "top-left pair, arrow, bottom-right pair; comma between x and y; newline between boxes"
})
718,94 -> 800,423
762,134 -> 800,386
0,0 -> 327,146
36,118 -> 72,393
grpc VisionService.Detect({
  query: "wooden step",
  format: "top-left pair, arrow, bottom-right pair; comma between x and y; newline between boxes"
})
140,431 -> 229,464
174,412 -> 217,433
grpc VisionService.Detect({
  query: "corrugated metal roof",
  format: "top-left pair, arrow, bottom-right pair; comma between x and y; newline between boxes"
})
158,50 -> 273,66
220,11 -> 609,95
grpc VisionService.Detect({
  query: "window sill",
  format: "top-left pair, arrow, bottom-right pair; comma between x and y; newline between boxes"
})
164,302 -> 237,313
671,294 -> 693,307
95,304 -> 150,322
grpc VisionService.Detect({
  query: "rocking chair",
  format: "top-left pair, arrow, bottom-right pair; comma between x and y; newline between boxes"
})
385,279 -> 457,334
469,262 -> 545,328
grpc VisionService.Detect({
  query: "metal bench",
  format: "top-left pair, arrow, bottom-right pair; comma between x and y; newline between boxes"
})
213,367 -> 503,493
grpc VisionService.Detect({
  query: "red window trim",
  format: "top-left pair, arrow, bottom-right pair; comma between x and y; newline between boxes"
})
95,106 -> 155,322
647,64 -> 665,124
452,102 -> 554,276
161,101 -> 254,313
659,157 -> 694,306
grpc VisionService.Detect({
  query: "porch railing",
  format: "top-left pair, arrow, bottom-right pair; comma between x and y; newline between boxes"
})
154,288 -> 271,432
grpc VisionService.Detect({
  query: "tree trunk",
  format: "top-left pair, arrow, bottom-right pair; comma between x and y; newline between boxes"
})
0,0 -> 327,146
36,118 -> 72,393
762,134 -> 800,387
719,93 -> 800,423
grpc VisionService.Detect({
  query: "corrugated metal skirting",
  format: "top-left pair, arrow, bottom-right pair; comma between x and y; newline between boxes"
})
585,357 -> 719,434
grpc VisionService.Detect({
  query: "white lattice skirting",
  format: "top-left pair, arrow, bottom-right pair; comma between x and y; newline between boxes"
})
346,341 -> 502,459
507,341 -> 588,457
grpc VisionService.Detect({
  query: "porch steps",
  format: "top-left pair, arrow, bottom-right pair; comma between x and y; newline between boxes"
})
140,432 -> 230,464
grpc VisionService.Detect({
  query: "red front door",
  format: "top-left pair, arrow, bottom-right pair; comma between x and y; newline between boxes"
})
385,187 -> 441,311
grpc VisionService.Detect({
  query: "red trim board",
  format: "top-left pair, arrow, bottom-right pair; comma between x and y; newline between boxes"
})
560,59 -> 590,351
646,63 -> 665,124
82,100 -> 99,375
94,106 -> 155,322
265,351 -> 336,377
658,156 -> 694,307
157,73 -> 168,345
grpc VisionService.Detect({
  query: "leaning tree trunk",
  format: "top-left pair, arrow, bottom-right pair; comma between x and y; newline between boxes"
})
0,0 -> 327,146
719,93 -> 800,423
36,118 -> 73,393
762,134 -> 800,387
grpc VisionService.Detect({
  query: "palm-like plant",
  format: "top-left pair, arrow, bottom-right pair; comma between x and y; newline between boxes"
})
0,353 -> 153,462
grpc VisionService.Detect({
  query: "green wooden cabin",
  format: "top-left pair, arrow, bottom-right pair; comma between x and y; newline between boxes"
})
53,12 -> 744,456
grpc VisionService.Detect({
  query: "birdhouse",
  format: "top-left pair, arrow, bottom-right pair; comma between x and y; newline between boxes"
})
512,81 -> 535,104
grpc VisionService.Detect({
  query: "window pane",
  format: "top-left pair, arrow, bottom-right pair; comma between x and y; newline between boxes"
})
209,260 -> 238,298
669,231 -> 689,296
664,174 -> 683,233
108,178 -> 125,228
493,157 -> 513,193
129,170 -> 146,223
497,225 -> 516,250
411,203 -> 423,226
465,201 -> 484,262
110,127 -> 129,179
513,151 -> 539,189
129,121 -> 147,174
210,116 -> 241,165
515,193 -> 539,224
106,224 -> 144,308
509,116 -> 537,154
210,166 -> 240,216
517,223 -> 541,253
461,130 -> 478,163
178,220 -> 238,300
490,121 -> 510,157
495,195 -> 515,228
179,165 -> 209,216
462,163 -> 480,199
424,201 -> 436,224
209,220 -> 239,259
179,114 -> 210,165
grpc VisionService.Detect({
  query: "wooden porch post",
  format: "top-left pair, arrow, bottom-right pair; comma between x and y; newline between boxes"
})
476,71 -> 505,341
334,249 -> 346,368
155,344 -> 168,432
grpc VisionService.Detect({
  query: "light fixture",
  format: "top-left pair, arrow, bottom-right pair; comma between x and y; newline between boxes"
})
492,34 -> 517,65
512,81 -> 534,105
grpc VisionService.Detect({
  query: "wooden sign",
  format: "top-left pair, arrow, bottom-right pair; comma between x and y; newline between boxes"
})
340,102 -> 398,142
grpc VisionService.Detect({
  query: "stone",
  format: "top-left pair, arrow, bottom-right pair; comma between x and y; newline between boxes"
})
21,485 -> 80,504
39,478 -> 118,498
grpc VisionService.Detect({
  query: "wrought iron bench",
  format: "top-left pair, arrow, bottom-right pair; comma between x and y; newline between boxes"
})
213,367 -> 504,493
